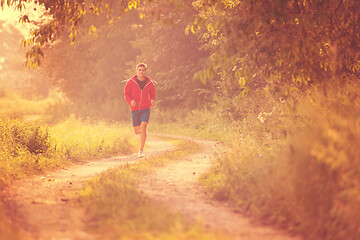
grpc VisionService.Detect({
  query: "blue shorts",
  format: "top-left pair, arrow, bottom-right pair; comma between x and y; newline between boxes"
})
131,108 -> 150,127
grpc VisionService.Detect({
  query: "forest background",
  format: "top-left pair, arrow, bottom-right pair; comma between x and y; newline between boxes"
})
1,0 -> 360,240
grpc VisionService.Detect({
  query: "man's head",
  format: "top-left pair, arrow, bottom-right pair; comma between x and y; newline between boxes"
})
136,63 -> 147,70
136,63 -> 147,78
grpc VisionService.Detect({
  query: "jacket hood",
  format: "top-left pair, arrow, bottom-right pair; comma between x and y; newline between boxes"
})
130,75 -> 152,85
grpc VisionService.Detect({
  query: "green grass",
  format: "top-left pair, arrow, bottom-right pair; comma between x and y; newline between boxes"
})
198,84 -> 360,240
150,107 -> 235,143
0,117 -> 137,189
149,83 -> 360,240
49,117 -> 136,162
0,90 -> 57,117
0,116 -> 137,239
78,139 -> 234,240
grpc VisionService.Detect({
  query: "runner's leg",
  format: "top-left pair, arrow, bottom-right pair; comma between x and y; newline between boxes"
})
134,126 -> 141,135
139,121 -> 148,151
139,108 -> 150,151
132,110 -> 141,135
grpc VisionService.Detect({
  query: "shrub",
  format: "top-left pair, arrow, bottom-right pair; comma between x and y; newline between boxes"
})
0,116 -> 136,189
287,83 -> 360,239
200,82 -> 360,240
0,118 -> 51,155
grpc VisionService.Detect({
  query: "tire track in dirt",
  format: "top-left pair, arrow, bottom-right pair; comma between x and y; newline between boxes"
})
8,137 -> 174,240
138,135 -> 303,240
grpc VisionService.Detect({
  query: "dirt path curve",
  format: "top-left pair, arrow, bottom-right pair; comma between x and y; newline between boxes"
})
8,134 -> 302,240
9,137 -> 174,240
139,134 -> 303,240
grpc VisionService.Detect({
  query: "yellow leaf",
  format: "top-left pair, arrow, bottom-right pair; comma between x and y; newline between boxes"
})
89,25 -> 97,37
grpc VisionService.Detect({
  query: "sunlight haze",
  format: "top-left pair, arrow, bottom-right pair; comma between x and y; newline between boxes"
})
0,2 -> 44,37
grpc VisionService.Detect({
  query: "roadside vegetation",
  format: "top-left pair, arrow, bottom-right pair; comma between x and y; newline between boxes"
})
0,94 -> 137,239
151,82 -> 360,240
0,90 -> 55,118
1,0 -> 359,240
0,115 -> 136,190
78,139 -> 233,240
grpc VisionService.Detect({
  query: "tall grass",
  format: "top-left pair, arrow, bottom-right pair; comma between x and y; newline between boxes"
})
0,115 -> 137,239
199,83 -> 360,240
0,116 -> 136,189
150,82 -> 360,240
44,96 -> 130,123
49,116 -> 136,162
151,107 -> 235,142
0,90 -> 57,118
78,140 -> 233,240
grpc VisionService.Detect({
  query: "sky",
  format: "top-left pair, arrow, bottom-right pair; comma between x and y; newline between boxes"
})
0,3 -> 44,90
0,2 -> 44,37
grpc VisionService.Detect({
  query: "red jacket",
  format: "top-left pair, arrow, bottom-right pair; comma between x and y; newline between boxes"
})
124,75 -> 156,111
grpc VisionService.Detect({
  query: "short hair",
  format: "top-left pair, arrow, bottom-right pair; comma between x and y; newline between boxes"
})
136,63 -> 147,70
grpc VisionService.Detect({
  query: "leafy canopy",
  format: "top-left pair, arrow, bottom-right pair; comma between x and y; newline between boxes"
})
1,0 -> 142,68
186,0 -> 360,97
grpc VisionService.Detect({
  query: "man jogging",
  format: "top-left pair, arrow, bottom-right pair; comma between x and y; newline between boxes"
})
124,63 -> 156,158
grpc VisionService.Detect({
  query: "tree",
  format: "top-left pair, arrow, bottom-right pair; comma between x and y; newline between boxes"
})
187,0 -> 360,98
130,0 -> 213,110
41,10 -> 140,119
1,0 -> 140,68
0,19 -> 50,96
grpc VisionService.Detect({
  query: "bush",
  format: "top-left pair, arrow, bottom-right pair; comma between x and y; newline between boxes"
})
0,116 -> 137,189
288,83 -> 360,239
0,118 -> 54,188
200,82 -> 360,240
0,118 -> 51,156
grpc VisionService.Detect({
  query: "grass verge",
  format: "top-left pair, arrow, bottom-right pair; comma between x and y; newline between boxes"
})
198,85 -> 360,240
78,139 -> 233,240
0,117 -> 137,189
150,84 -> 360,240
0,90 -> 57,118
0,117 -> 137,239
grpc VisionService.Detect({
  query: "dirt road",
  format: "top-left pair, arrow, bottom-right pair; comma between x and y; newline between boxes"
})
139,136 -> 302,240
8,135 -> 302,240
8,137 -> 174,240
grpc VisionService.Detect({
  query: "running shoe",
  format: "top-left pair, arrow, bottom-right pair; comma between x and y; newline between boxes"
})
138,150 -> 144,158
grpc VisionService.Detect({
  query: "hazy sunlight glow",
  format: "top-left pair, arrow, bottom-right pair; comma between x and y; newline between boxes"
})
0,3 -> 45,37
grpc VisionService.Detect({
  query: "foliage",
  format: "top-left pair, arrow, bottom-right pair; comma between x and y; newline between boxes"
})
1,0 -> 142,68
151,106 -> 234,142
0,90 -> 56,117
0,19 -> 49,95
288,82 -> 360,239
199,82 -> 360,240
130,0 -> 213,110
0,116 -> 136,189
0,118 -> 55,189
49,116 -> 136,161
28,0 -> 215,116
78,139 -> 233,239
2,1 -> 360,239
187,0 -> 360,99
41,10 -> 139,120
2,0 -> 359,109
